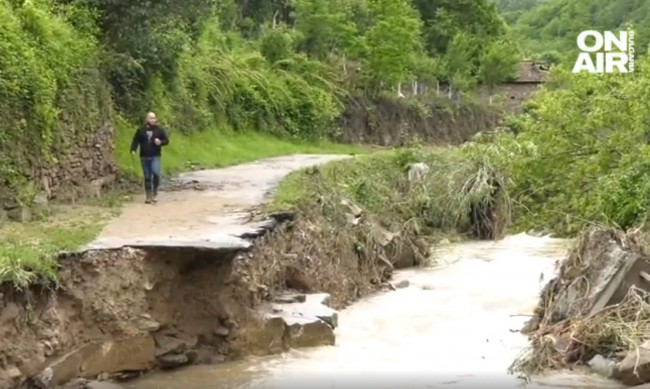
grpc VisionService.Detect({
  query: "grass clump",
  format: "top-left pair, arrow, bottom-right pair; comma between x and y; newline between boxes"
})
269,146 -> 508,239
0,204 -> 119,289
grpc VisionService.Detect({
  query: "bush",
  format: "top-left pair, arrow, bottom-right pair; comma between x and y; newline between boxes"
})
466,57 -> 650,236
0,0 -> 107,203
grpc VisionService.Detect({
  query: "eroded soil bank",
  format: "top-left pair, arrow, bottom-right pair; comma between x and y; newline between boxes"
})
125,234 -> 619,389
0,155 -> 432,388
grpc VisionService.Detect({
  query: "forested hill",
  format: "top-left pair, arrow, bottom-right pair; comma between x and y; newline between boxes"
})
493,0 -> 649,61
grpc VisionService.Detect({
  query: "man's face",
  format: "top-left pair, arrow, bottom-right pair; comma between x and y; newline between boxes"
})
147,114 -> 157,126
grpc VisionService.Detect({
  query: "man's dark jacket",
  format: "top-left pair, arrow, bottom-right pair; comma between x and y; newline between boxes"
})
130,124 -> 169,158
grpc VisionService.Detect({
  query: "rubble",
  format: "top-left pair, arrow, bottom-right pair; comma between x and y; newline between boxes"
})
511,228 -> 650,387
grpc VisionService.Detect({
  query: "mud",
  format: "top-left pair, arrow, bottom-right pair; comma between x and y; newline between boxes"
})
0,154 -> 420,388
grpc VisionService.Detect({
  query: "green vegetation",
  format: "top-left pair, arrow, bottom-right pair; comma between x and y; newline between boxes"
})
465,56 -> 650,236
0,205 -> 119,289
114,124 -> 364,179
269,147 -> 507,239
0,0 -> 519,286
492,0 -> 649,63
0,0 -> 519,199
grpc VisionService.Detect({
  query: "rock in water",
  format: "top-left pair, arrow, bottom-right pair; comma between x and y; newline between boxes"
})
158,353 -> 190,370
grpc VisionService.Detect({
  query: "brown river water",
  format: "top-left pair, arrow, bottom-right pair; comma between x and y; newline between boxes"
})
126,233 -> 623,389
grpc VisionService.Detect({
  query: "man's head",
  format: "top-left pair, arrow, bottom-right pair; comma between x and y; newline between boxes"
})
146,112 -> 157,126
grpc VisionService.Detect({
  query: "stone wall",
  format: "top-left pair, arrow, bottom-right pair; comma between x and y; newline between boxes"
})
1,122 -> 117,220
39,122 -> 117,200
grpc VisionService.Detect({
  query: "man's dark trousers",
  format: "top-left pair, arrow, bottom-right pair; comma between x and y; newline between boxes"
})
140,156 -> 161,196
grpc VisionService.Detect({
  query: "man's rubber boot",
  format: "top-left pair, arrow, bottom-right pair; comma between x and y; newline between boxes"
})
152,188 -> 158,203
145,191 -> 152,204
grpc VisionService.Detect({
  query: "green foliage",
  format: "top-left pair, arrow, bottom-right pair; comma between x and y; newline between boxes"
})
293,0 -> 359,59
0,0 -> 515,203
361,0 -> 424,87
0,205 -> 117,289
0,0 -> 105,203
414,0 -> 507,57
465,57 -> 650,236
259,26 -> 296,64
501,0 -> 650,60
445,33 -> 479,92
270,148 -> 503,236
478,39 -> 521,91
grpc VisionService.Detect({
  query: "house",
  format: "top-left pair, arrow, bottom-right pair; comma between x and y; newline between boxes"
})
482,59 -> 548,112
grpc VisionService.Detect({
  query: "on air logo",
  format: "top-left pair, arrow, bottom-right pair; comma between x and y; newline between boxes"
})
572,30 -> 635,74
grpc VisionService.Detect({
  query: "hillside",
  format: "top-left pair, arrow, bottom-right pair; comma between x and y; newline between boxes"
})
494,0 -> 649,62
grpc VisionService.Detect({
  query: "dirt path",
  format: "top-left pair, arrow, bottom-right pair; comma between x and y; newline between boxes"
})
85,154 -> 350,251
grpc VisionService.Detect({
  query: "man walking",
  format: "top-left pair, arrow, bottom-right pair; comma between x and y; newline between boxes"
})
130,112 -> 169,203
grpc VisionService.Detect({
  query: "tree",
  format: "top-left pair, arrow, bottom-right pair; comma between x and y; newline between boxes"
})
444,32 -> 477,99
293,0 -> 358,60
478,39 -> 521,103
413,0 -> 507,56
468,57 -> 650,235
259,26 -> 296,64
362,0 -> 424,92
510,0 -> 650,60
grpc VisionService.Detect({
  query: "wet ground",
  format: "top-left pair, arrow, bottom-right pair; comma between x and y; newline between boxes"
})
84,155 -> 350,251
126,234 -> 623,389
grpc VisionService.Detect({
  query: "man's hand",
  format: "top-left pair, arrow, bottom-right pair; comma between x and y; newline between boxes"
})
154,138 -> 162,146
131,151 -> 136,156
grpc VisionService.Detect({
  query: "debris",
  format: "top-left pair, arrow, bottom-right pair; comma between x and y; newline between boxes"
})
510,227 -> 650,384
407,162 -> 430,182
588,355 -> 616,379
613,340 -> 650,385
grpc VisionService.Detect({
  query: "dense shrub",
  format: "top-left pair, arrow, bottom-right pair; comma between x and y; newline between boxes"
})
465,58 -> 650,235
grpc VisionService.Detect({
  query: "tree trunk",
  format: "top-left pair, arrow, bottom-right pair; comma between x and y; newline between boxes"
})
272,10 -> 279,28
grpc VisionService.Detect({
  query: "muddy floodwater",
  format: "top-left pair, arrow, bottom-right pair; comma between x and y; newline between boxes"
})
126,234 -> 623,389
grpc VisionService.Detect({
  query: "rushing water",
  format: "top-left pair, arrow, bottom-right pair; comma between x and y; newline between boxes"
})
126,233 -> 623,389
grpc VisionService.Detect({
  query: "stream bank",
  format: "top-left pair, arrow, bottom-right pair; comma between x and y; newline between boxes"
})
0,152 -> 502,389
124,234 -> 619,389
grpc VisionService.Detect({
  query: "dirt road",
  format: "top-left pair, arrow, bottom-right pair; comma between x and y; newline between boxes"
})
84,154 -> 350,251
